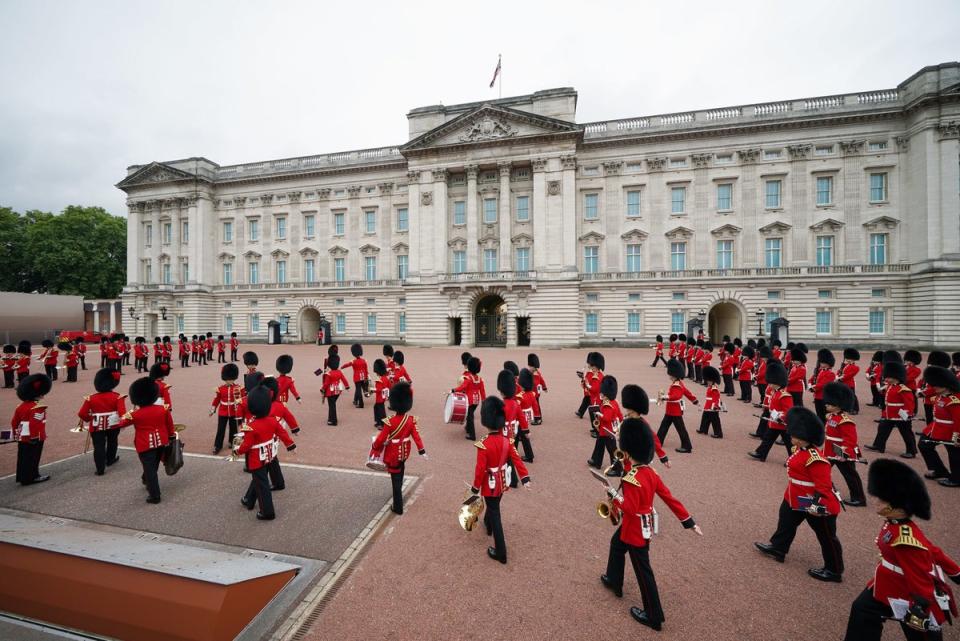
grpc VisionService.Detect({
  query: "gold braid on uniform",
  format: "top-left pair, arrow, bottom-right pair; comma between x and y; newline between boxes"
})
891,525 -> 927,550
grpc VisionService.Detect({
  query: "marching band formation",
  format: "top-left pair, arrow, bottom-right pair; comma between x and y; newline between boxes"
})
4,329 -> 960,639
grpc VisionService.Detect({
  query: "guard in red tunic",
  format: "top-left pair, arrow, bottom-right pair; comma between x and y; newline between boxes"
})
229,332 -> 239,362
205,332 -> 215,363
843,459 -> 960,640
178,334 -> 191,368
61,341 -> 78,382
651,334 -> 667,368
497,369 -> 528,473
904,350 -> 923,399
372,359 -> 390,430
275,355 -> 301,405
11,374 -> 52,485
149,362 -> 173,410
589,376 -> 622,474
382,344 -> 397,379
787,347 -> 808,407
697,366 -> 724,438
2,344 -> 17,388
684,335 -> 696,380
771,338 -> 783,362
918,365 -> 960,488
116,377 -> 176,504
866,351 -> 884,407
811,348 -> 837,423
75,338 -> 87,370
216,335 -> 226,363
755,407 -> 844,582
152,337 -> 162,365
754,345 -> 771,405
823,382 -> 866,506
370,382 -> 425,515
210,363 -> 244,454
161,335 -> 173,365
392,351 -> 412,390
720,343 -> 736,397
16,341 -> 32,384
584,352 -> 606,437
737,346 -> 755,403
865,360 -> 918,458
600,417 -> 702,631
133,337 -> 147,373
323,354 -> 349,426
750,361 -> 795,461
469,396 -> 530,564
657,359 -> 698,453
38,339 -> 59,381
77,368 -> 127,475
575,351 -> 596,420
667,333 -> 678,360
237,386 -> 296,520
242,351 -> 260,391
516,369 -> 537,462
341,344 -> 368,409
528,353 -> 546,424
919,352 -> 951,425
453,356 -> 485,440
839,348 -> 861,415
621,385 -> 670,468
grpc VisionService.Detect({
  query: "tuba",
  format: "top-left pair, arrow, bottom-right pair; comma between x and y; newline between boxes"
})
458,493 -> 485,531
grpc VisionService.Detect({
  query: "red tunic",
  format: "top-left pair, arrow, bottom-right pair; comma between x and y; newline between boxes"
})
924,392 -> 960,442
811,367 -> 836,401
597,399 -> 623,438
11,400 -> 47,442
270,400 -> 299,432
765,388 -> 794,431
64,350 -> 79,368
721,354 -> 736,376
703,386 -> 722,411
615,465 -> 693,547
518,390 -> 537,427
276,374 -> 300,403
217,340 -> 225,353
342,358 -> 369,383
655,341 -> 664,356
839,362 -> 859,390
584,370 -> 603,405
211,384 -> 245,417
230,337 -> 239,351
471,432 -> 529,497
454,373 -> 486,406
664,380 -> 697,417
787,363 -> 806,393
882,384 -> 916,420
374,378 -> 390,405
237,416 -> 295,471
502,397 -> 528,440
783,447 -> 840,515
700,352 -> 713,369
905,364 -> 922,392
2,354 -> 17,372
116,405 -> 175,453
738,358 -> 754,381
156,380 -> 173,409
371,413 -> 425,473
323,369 -> 348,397
41,348 -> 59,366
16,354 -> 31,375
77,392 -> 127,432
824,411 -> 860,460
532,369 -> 547,394
772,347 -> 782,361
756,359 -> 768,386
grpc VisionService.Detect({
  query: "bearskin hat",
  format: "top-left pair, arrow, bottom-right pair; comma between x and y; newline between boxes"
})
480,396 -> 505,431
757,338 -> 768,348
191,334 -> 198,340
206,332 -> 212,338
796,342 -> 809,354
927,351 -> 951,368
620,384 -> 649,415
702,366 -> 722,385
903,350 -> 922,365
128,377 -> 159,407
724,335 -> 732,344
41,339 -> 53,348
351,343 -> 363,358
518,368 -> 535,392
393,351 -> 405,366
162,336 -> 170,343
747,339 -> 757,349
588,352 -> 606,371
868,459 -> 931,520
687,336 -> 696,346
882,361 -> 906,383
497,370 -> 516,398
758,346 -> 772,360
870,350 -> 882,362
669,334 -> 678,343
276,355 -> 293,375
742,346 -> 756,360
388,381 -> 413,414
230,332 -> 237,338
503,360 -> 519,377
242,351 -> 259,367
696,339 -> 704,347
790,348 -> 807,364
843,348 -> 861,361
217,335 -> 224,341
823,382 -> 855,412
527,353 -> 540,369
461,351 -> 473,366
724,342 -> 735,355
327,354 -> 341,370
260,376 -> 279,399
57,341 -> 71,352
772,339 -> 782,348
94,367 -> 121,393
600,375 -> 618,401
178,334 -> 186,340
2,344 -> 15,354
656,335 -> 664,343
678,333 -> 687,342
734,338 -> 743,347
618,418 -> 654,465
882,350 -> 902,364
923,366 -> 960,393
467,357 -> 482,375
373,358 -> 388,377
383,344 -> 395,358
766,361 -> 788,388
221,363 -> 239,381
244,371 -> 264,392
246,386 -> 273,419
666,358 -> 686,379
154,337 -> 161,343
704,342 -> 714,352
786,407 -> 824,446
17,373 -> 51,401
328,344 -> 339,356
817,349 -> 835,368
149,362 -> 170,380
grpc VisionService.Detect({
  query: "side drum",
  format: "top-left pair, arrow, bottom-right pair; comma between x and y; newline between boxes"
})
444,392 -> 469,424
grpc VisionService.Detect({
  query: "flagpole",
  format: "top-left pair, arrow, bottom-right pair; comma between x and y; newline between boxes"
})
498,54 -> 502,99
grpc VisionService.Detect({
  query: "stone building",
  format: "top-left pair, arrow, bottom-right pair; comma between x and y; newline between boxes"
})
118,62 -> 960,348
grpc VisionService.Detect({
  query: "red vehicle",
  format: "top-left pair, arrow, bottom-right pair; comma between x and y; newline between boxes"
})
56,331 -> 117,343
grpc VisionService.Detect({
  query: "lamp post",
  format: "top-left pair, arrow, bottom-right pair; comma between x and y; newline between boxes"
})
128,306 -> 139,335
159,306 -> 168,321
756,308 -> 765,336
280,313 -> 290,335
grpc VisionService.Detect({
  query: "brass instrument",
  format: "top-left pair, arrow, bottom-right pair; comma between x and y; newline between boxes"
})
458,493 -> 485,531
592,412 -> 601,429
589,468 -> 622,526
602,449 -> 625,476
225,431 -> 245,462
655,390 -> 666,406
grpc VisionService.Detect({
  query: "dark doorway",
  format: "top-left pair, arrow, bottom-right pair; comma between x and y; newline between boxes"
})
474,294 -> 507,347
516,317 -> 530,346
450,317 -> 462,346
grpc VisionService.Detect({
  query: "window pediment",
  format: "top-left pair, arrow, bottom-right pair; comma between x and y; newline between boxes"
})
270,249 -> 290,258
758,221 -> 792,235
157,252 -> 170,261
479,231 -> 500,246
620,228 -> 649,242
579,231 -> 606,243
243,250 -> 261,260
511,233 -> 533,247
299,247 -> 319,257
710,224 -> 742,237
359,243 -> 380,255
329,245 -> 349,257
447,236 -> 467,248
862,215 -> 899,231
392,242 -> 409,254
809,218 -> 844,232
218,252 -> 235,261
664,226 -> 694,240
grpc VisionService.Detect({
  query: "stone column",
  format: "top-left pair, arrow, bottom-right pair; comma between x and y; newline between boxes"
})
407,171 -> 422,277
93,304 -> 100,332
126,202 -> 142,286
196,194 -> 215,285
690,155 -> 711,268
602,161 -> 623,271
937,131 -> 960,257
432,169 -> 448,277
531,158 -> 548,271
109,302 -> 116,333
561,155 -> 577,270
498,162 -> 512,271
788,145 -> 812,263
738,149 -> 760,265
839,141 -> 864,263
465,165 -> 479,272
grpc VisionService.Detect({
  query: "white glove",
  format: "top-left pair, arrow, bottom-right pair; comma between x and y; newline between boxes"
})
769,410 -> 781,422
898,409 -> 909,421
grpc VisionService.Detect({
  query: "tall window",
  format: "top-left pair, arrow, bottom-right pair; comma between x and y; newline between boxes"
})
671,187 -> 686,214
335,313 -> 346,333
397,255 -> 408,280
334,257 -> 345,282
398,312 -> 406,334
585,312 -> 598,334
303,215 -> 315,238
816,310 -> 832,334
627,311 -> 641,334
144,224 -> 153,246
334,212 -> 345,235
162,263 -> 171,284
223,221 -> 232,242
453,250 -> 466,274
278,314 -> 288,334
163,222 -> 172,244
365,256 -> 377,281
366,313 -> 377,334
671,311 -> 684,333
765,180 -> 782,208
364,210 -> 376,234
816,176 -> 833,205
717,184 -> 733,211
516,196 -> 529,221
248,262 -> 259,284
670,242 -> 686,270
764,238 -> 782,268
248,219 -> 259,241
304,259 -> 315,282
716,239 -> 733,269
583,193 -> 599,220
483,198 -> 497,223
869,173 -> 887,202
181,261 -> 190,283
223,262 -> 233,285
869,233 -> 887,265
224,315 -> 233,333
177,315 -> 184,332
276,260 -> 286,283
397,208 -> 408,232
250,314 -> 260,333
869,309 -> 886,334
626,190 -> 641,217
765,310 -> 779,334
626,244 -> 642,272
181,221 -> 189,244
144,263 -> 152,284
816,236 -> 833,266
453,201 -> 466,225
583,246 -> 599,274
483,249 -> 498,273
515,247 -> 530,272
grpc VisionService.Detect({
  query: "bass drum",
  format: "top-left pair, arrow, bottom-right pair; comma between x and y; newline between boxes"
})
444,392 -> 469,425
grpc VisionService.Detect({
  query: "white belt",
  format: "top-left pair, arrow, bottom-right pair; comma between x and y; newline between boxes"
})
487,464 -> 508,473
390,437 -> 411,445
934,418 -> 952,424
825,435 -> 843,442
881,558 -> 903,574
887,403 -> 903,407
790,478 -> 815,487
221,400 -> 240,406
253,441 -> 273,452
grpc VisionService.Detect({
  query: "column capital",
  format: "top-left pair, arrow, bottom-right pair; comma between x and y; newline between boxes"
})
432,168 -> 448,183
287,191 -> 302,203
407,170 -> 422,183
465,165 -> 479,180
560,155 -> 577,170
602,160 -> 623,175
260,193 -> 274,205
498,161 -> 512,177
531,158 -> 547,172
234,196 -> 247,207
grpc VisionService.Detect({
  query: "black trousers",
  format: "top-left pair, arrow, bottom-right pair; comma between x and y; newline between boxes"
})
814,399 -> 828,424
756,384 -> 767,404
244,467 -> 275,517
920,437 -> 960,482
267,457 -> 285,490
66,366 -> 77,382
768,499 -> 843,574
91,429 -> 120,474
605,528 -> 665,625
390,463 -> 405,513
109,358 -> 121,373
230,349 -> 238,362
483,496 -> 506,561
3,370 -> 14,388
17,370 -> 27,383
180,355 -> 189,368
576,395 -> 591,418
754,414 -> 770,438
790,391 -> 804,407
872,419 -> 917,454
16,439 -> 44,484
515,429 -> 534,461
327,394 -> 339,424
139,356 -> 149,372
214,416 -> 238,452
657,415 -> 691,450
198,351 -> 207,366
722,374 -> 734,395
831,460 -> 866,503
124,352 -> 131,365
217,351 -> 225,363
374,402 -> 387,428
651,354 -> 667,368
464,404 -> 477,439
694,364 -> 703,384
353,383 -> 364,408
869,384 -> 883,407
924,404 -> 934,426
739,380 -> 752,402
686,361 -> 695,379
754,427 -> 792,460
698,411 -> 722,437
851,392 -> 860,414
79,354 -> 86,370
590,434 -> 616,467
138,447 -> 164,500
45,364 -> 57,380
843,587 -> 942,641
102,354 -> 109,368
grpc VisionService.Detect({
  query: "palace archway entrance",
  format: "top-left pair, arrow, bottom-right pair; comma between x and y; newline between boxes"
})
708,302 -> 743,342
474,295 -> 507,347
299,307 -> 322,343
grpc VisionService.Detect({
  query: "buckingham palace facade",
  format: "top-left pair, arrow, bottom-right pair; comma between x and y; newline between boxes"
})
118,62 -> 960,348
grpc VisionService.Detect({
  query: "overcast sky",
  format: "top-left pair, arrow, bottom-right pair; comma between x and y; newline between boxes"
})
1,0 -> 957,218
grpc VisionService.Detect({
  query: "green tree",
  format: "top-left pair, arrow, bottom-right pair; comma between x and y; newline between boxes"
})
24,206 -> 127,298
0,206 -> 44,292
